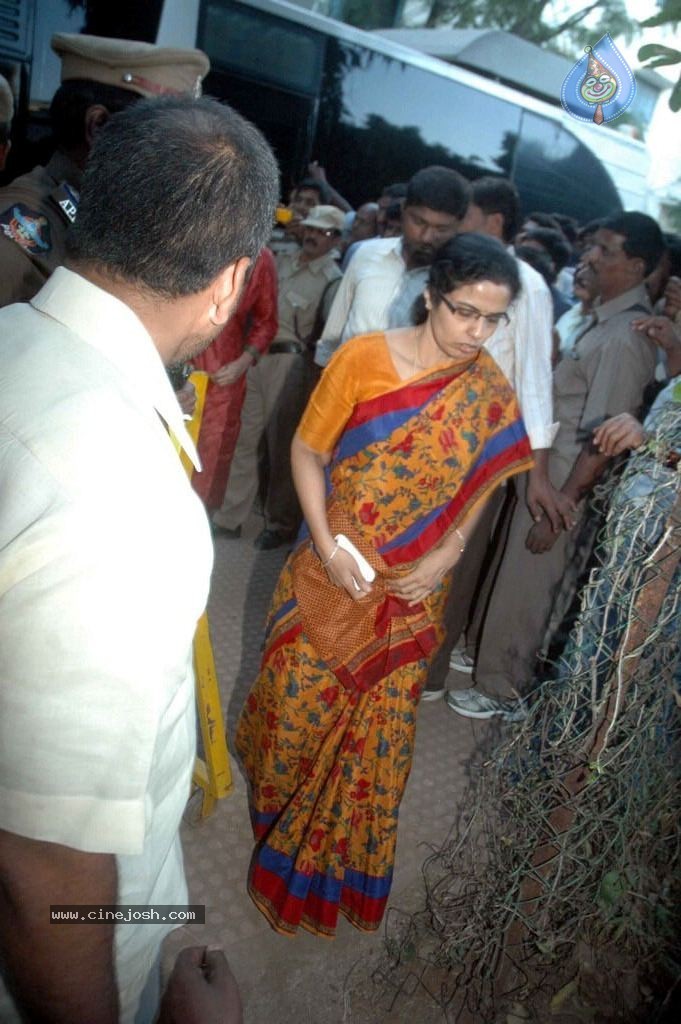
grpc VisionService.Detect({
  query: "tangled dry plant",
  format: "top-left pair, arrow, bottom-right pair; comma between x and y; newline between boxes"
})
359,403 -> 681,1023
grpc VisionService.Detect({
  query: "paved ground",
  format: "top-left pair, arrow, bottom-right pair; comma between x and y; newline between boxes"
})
162,512 -> 488,1023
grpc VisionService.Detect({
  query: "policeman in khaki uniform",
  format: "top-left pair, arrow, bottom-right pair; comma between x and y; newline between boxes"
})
0,34 -> 209,307
466,213 -> 664,709
213,205 -> 344,548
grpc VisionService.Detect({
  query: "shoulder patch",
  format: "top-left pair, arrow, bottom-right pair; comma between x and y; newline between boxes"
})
49,182 -> 80,224
0,203 -> 52,256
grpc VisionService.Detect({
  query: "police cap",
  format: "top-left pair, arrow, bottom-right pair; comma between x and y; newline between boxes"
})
51,34 -> 210,99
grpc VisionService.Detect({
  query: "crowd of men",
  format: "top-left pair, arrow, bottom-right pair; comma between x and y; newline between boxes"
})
202,154 -> 680,726
0,27 -> 679,1024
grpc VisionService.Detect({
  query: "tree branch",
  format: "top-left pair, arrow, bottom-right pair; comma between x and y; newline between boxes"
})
512,0 -> 602,42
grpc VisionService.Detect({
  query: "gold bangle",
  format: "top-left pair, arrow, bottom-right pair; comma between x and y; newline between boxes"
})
321,543 -> 339,568
454,527 -> 466,554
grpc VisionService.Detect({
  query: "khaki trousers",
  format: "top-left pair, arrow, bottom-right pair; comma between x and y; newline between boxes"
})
473,474 -> 584,699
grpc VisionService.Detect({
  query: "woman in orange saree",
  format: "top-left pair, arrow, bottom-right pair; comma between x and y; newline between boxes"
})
236,234 -> 534,938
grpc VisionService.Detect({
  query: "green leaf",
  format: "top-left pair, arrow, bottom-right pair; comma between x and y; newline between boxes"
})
641,0 -> 681,29
641,54 -> 681,69
638,43 -> 681,63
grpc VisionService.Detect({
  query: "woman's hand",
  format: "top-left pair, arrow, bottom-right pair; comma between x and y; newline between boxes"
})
322,546 -> 373,601
389,549 -> 449,606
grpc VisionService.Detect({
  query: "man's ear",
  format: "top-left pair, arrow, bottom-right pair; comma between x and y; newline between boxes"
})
211,256 -> 252,325
84,104 -> 111,150
628,254 -> 646,283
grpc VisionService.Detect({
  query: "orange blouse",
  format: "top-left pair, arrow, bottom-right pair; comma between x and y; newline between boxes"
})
299,332 -> 461,455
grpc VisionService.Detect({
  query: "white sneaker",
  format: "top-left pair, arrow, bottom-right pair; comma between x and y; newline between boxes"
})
445,688 -> 508,719
448,648 -> 474,674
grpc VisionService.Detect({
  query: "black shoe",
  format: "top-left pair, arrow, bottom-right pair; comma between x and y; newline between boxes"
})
254,528 -> 294,550
211,522 -> 241,539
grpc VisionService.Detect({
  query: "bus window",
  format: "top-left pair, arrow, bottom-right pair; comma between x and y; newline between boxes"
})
204,67 -> 317,195
315,38 -> 522,204
199,0 -> 324,96
513,110 -> 621,221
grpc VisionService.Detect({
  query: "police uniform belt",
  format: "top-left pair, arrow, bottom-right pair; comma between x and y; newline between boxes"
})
268,341 -> 310,356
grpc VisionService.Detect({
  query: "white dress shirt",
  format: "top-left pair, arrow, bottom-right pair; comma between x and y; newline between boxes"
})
0,268 -> 213,1023
485,256 -> 558,450
315,236 -> 427,366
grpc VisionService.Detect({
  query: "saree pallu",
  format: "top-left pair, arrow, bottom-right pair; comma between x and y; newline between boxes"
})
236,349 -> 532,938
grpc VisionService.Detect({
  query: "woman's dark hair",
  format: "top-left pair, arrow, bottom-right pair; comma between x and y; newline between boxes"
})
413,233 -> 521,323
67,95 -> 279,298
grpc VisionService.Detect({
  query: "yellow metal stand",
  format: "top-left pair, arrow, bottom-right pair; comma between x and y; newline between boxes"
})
173,371 -> 233,817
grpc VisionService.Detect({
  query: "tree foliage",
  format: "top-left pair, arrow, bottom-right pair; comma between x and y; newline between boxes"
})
424,0 -> 636,52
638,0 -> 681,112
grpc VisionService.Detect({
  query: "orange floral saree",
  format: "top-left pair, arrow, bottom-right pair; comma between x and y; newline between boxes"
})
236,334 -> 532,938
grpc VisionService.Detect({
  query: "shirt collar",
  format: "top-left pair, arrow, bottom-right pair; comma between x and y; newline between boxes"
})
31,267 -> 200,469
594,283 -> 651,324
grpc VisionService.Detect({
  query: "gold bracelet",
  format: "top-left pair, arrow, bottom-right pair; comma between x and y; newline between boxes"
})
454,527 -> 466,554
321,543 -> 339,568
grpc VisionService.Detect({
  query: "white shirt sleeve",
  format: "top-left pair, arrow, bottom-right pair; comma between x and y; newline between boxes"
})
487,261 -> 558,450
315,239 -> 404,366
315,257 -> 358,366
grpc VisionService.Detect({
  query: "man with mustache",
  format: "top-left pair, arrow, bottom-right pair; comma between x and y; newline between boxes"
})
315,165 -> 470,368
0,94 -> 278,1024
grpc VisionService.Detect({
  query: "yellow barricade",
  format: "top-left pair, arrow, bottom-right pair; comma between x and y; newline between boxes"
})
172,371 -> 233,817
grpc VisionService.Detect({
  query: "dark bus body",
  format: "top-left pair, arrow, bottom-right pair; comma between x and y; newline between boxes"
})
198,0 -> 623,220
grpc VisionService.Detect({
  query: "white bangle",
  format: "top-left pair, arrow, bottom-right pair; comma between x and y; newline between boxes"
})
454,527 -> 466,554
321,543 -> 339,568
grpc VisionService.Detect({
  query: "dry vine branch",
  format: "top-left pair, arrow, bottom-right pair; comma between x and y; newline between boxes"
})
354,402 -> 681,1023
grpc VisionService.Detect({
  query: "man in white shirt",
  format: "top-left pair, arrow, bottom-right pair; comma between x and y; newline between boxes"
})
315,165 -> 470,367
0,96 -> 278,1024
425,178 -> 572,710
457,178 -> 566,510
